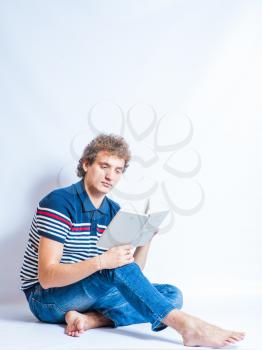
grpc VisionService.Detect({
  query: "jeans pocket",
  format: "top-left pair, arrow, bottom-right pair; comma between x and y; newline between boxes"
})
31,297 -> 65,324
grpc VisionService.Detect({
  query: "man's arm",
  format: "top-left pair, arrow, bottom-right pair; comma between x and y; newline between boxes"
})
38,237 -> 100,289
38,237 -> 134,289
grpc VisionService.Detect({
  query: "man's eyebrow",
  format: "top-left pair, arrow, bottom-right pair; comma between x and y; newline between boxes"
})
98,161 -> 124,170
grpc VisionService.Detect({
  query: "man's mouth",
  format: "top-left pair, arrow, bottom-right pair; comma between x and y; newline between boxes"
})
101,182 -> 112,188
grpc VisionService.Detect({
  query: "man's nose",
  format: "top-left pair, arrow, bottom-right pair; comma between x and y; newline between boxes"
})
105,169 -> 114,180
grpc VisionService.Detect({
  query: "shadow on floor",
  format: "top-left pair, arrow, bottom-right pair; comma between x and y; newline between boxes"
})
96,326 -> 182,345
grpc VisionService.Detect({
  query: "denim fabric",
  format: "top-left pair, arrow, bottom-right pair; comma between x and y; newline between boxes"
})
24,262 -> 183,332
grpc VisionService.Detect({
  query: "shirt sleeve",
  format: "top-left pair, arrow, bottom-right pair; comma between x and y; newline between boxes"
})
36,191 -> 72,244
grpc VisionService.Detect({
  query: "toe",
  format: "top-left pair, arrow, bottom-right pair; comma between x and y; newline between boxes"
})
66,324 -> 74,335
232,332 -> 245,341
76,319 -> 85,333
224,340 -> 232,346
231,335 -> 243,341
238,332 -> 245,339
226,337 -> 237,344
224,339 -> 235,346
234,331 -> 245,337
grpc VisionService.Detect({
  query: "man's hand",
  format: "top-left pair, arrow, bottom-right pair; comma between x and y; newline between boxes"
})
100,244 -> 134,269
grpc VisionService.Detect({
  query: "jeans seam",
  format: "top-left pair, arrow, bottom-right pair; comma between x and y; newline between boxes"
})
103,301 -> 129,313
152,304 -> 175,330
114,265 -> 165,323
102,310 -> 118,328
31,297 -> 66,314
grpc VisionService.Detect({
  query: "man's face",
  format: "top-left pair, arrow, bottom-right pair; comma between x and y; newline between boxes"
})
83,150 -> 125,195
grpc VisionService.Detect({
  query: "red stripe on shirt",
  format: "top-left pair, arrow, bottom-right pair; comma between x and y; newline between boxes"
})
37,210 -> 72,227
71,227 -> 91,231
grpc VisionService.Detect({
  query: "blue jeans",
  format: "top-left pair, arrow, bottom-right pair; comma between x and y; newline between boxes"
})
24,262 -> 183,332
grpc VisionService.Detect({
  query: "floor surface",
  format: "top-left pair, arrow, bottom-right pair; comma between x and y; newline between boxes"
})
0,289 -> 260,350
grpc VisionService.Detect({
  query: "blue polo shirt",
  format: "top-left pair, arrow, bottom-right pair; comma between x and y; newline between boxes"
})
20,179 -> 120,291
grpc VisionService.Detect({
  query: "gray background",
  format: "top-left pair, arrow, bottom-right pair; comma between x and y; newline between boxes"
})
0,0 -> 261,302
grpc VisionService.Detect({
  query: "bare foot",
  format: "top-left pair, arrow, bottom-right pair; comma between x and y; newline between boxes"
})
65,310 -> 114,337
164,310 -> 245,348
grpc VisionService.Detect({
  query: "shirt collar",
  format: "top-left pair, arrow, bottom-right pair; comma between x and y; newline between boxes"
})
74,179 -> 109,215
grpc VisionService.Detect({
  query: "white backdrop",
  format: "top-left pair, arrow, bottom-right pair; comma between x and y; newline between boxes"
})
0,0 -> 261,302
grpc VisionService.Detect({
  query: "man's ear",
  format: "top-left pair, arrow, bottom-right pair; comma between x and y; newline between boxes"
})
83,160 -> 89,172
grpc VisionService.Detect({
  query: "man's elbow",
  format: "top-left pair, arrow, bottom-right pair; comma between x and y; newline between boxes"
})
38,266 -> 55,289
38,277 -> 50,289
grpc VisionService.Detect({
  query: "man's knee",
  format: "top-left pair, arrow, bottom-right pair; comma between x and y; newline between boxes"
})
115,262 -> 141,272
102,262 -> 141,282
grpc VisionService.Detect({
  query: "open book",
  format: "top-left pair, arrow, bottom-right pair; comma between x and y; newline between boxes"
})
96,199 -> 169,249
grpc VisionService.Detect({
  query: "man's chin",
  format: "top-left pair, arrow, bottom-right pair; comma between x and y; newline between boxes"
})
100,185 -> 113,193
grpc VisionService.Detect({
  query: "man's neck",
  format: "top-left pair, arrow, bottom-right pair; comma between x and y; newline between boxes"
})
83,181 -> 105,209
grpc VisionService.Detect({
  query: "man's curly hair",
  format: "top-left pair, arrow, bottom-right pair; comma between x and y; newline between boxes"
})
77,133 -> 131,178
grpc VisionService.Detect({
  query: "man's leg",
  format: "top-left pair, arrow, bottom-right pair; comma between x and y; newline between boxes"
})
99,263 -> 178,331
65,263 -> 245,346
94,263 -> 245,347
29,262 -> 245,347
64,283 -> 182,336
91,283 -> 183,331
65,283 -> 183,336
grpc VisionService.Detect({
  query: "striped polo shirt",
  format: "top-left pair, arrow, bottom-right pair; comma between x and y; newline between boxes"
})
20,179 -> 120,291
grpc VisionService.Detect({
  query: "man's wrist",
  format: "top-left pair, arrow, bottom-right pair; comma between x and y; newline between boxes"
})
98,254 -> 105,273
93,255 -> 102,272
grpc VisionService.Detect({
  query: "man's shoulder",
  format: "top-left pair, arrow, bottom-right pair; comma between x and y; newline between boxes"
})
38,183 -> 76,214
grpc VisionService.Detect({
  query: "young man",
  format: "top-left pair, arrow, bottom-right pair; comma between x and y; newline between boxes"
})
20,134 -> 245,347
